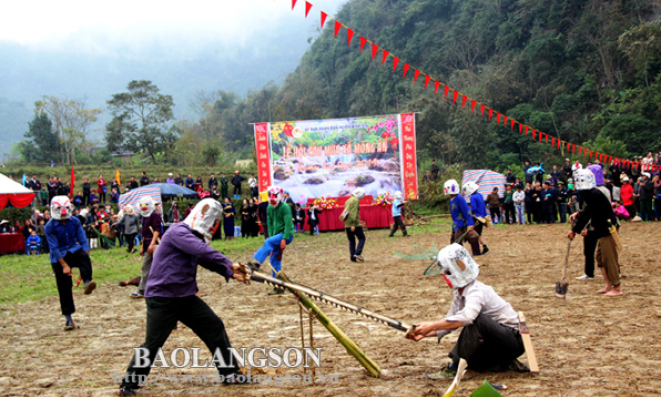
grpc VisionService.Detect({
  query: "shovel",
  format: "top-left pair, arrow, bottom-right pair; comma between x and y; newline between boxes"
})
555,238 -> 572,298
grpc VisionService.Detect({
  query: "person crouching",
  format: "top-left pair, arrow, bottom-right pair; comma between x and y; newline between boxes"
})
407,244 -> 528,379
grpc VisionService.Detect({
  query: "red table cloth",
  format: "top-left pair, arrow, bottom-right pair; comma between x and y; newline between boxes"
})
0,233 -> 25,254
314,205 -> 393,231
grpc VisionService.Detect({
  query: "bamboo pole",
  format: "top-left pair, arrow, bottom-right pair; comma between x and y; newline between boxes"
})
277,273 -> 381,377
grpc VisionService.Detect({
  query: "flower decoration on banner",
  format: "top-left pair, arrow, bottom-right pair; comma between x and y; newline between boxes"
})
313,196 -> 337,210
372,192 -> 395,206
288,0 -> 640,170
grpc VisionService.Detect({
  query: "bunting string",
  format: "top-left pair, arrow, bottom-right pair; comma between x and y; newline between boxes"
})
290,0 -> 650,170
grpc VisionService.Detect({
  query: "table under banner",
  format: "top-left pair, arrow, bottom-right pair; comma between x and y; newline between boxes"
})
0,233 -> 25,254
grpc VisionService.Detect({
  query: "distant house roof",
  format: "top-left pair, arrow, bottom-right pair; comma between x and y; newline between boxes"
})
112,150 -> 135,157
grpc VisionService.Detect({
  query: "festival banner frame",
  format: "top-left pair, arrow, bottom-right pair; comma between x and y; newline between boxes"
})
254,114 -> 417,204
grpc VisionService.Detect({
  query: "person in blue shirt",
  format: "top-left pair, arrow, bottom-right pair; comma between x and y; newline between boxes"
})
45,196 -> 97,331
463,182 -> 489,255
388,191 -> 410,237
445,179 -> 481,255
26,230 -> 41,255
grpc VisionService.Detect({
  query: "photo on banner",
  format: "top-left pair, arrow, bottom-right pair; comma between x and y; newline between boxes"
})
254,114 -> 417,204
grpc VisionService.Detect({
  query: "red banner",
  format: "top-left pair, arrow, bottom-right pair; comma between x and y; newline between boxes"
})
400,113 -> 418,200
254,123 -> 272,193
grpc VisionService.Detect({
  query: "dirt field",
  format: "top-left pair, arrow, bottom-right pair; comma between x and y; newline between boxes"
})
1,221 -> 660,396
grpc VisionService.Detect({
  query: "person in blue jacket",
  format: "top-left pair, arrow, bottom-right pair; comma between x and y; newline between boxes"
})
388,191 -> 409,237
26,230 -> 41,255
445,179 -> 481,256
45,196 -> 97,331
463,181 -> 489,255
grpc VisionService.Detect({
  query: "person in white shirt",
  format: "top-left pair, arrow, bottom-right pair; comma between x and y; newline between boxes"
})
572,159 -> 583,175
248,174 -> 258,198
407,244 -> 528,379
513,185 -> 526,224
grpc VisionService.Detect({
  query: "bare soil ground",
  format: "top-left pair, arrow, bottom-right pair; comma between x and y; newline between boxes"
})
1,221 -> 661,396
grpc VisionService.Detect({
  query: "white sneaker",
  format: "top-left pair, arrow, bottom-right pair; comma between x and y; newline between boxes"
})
575,275 -> 594,280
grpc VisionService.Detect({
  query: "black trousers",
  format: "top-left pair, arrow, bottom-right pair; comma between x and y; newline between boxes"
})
345,227 -> 366,260
525,202 -> 533,224
121,295 -> 239,389
449,313 -> 524,372
490,207 -> 501,224
309,221 -> 318,235
542,204 -> 554,224
583,233 -> 598,278
503,203 -> 515,224
389,215 -> 408,236
233,185 -> 241,195
250,186 -> 258,198
51,249 -> 93,315
126,233 -> 137,252
83,192 -> 90,206
220,186 -> 228,199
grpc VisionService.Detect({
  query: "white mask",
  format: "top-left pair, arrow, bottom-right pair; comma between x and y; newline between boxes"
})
267,185 -> 283,206
140,196 -> 156,217
574,169 -> 596,191
444,179 -> 460,195
437,244 -> 479,289
51,196 -> 74,221
352,187 -> 366,199
183,199 -> 223,244
462,181 -> 479,197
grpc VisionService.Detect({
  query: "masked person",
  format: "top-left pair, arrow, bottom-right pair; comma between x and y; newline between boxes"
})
118,199 -> 253,396
463,181 -> 489,254
249,186 -> 295,295
132,197 -> 163,298
407,244 -> 528,379
445,179 -> 481,255
342,187 -> 367,262
569,169 -> 622,297
45,196 -> 97,331
388,191 -> 409,237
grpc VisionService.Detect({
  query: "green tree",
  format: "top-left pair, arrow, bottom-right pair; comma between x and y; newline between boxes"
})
106,80 -> 177,164
18,112 -> 60,163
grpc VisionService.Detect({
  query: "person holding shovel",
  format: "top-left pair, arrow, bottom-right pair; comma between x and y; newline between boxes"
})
445,179 -> 481,255
132,196 -> 163,298
568,169 -> 622,297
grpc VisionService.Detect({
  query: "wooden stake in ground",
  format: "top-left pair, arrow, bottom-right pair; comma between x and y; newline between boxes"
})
518,312 -> 539,372
555,239 -> 572,298
277,273 -> 381,377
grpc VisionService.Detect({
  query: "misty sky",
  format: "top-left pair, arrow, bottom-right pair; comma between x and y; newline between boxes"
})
0,0 -> 346,58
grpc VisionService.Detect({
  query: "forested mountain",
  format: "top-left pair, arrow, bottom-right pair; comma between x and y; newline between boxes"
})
208,0 -> 661,170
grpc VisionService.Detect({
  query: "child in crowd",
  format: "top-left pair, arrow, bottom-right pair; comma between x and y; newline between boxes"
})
26,230 -> 41,255
612,201 -> 630,220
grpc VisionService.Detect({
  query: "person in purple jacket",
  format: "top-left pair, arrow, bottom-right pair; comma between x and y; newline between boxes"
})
118,199 -> 252,396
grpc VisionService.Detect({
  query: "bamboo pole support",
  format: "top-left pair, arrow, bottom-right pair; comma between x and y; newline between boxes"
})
277,273 -> 381,377
299,304 -> 307,375
309,307 -> 316,385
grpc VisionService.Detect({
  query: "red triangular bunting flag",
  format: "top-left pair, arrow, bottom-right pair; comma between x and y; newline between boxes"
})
434,81 -> 440,94
334,20 -> 341,38
551,137 -> 555,147
371,43 -> 378,60
545,134 -> 548,143
403,63 -> 410,77
488,108 -> 493,121
525,126 -> 529,135
462,95 -> 468,107
382,50 -> 389,65
444,86 -> 450,98
347,29 -> 354,46
471,100 -> 477,112
453,91 -> 459,104
292,0 -> 297,10
481,104 -> 485,115
519,123 -> 523,134
321,11 -> 327,28
413,69 -> 420,83
305,1 -> 312,17
532,129 -> 536,139
360,37 -> 367,52
496,113 -> 501,124
567,142 -> 570,151
572,144 -> 575,154
424,75 -> 431,89
511,119 -> 515,130
538,131 -> 542,142
392,57 -> 399,72
558,139 -> 561,149
503,115 -> 508,125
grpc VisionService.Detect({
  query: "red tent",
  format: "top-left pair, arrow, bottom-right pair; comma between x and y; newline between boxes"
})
0,173 -> 35,210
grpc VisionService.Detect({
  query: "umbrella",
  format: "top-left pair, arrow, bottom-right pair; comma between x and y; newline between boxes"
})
119,183 -> 199,212
0,173 -> 36,210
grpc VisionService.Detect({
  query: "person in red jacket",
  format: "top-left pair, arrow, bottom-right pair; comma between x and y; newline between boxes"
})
96,174 -> 107,205
620,176 -> 634,219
